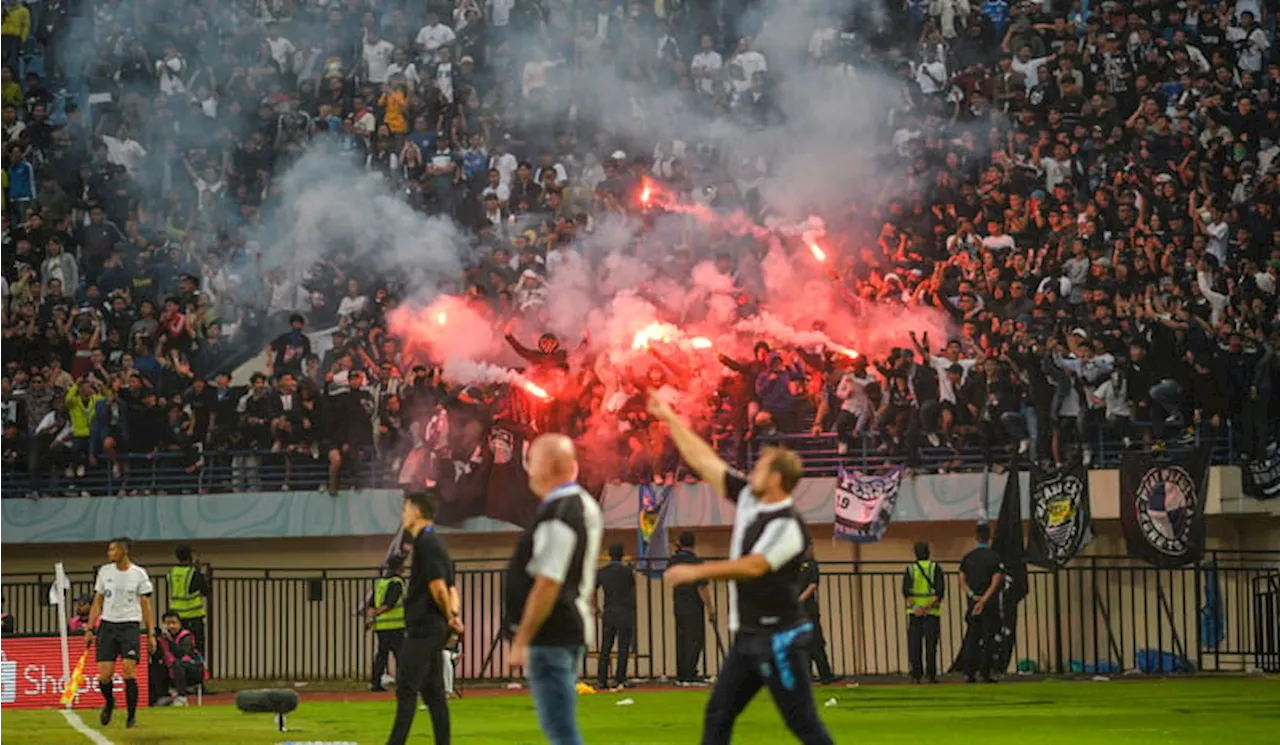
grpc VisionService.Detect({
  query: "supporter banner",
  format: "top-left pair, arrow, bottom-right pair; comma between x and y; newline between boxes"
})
0,636 -> 149,710
637,485 -> 673,577
1120,448 -> 1210,569
1242,450 -> 1280,501
832,466 -> 904,543
1026,461 -> 1094,569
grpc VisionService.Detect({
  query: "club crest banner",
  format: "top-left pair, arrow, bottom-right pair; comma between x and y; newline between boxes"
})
1120,448 -> 1210,569
1027,461 -> 1093,568
833,466 -> 904,543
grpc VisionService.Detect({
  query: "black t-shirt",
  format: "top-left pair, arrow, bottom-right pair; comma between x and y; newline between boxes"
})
959,545 -> 1004,599
596,561 -> 636,623
800,558 -> 821,619
668,549 -> 706,615
403,526 -> 453,639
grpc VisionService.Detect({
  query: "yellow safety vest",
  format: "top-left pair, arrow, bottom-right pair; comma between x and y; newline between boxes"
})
905,560 -> 942,616
372,576 -> 406,632
169,565 -> 205,620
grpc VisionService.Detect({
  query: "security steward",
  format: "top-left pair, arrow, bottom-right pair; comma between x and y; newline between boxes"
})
958,523 -> 1005,683
798,540 -> 838,684
168,545 -> 210,672
668,531 -> 714,686
902,541 -> 945,683
593,543 -> 637,690
367,556 -> 408,692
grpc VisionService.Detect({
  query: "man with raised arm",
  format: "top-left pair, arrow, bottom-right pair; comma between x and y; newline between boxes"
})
646,393 -> 834,745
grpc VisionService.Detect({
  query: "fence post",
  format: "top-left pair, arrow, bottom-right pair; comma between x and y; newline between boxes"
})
1194,560 -> 1203,672
1052,569 -> 1064,674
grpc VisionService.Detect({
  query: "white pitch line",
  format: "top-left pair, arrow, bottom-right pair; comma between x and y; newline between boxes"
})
59,709 -> 116,745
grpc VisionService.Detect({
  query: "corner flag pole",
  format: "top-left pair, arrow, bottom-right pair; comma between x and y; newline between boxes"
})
51,562 -> 72,709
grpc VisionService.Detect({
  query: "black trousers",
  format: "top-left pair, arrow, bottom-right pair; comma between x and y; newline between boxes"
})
183,617 -> 208,676
960,601 -> 1002,678
907,614 -> 941,681
373,628 -> 405,687
675,612 -> 706,682
808,616 -> 834,681
597,619 -> 634,687
386,634 -> 449,745
701,626 -> 833,745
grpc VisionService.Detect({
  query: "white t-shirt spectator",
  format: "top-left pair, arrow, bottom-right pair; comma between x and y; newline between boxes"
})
94,563 -> 153,624
1202,216 -> 1229,264
363,38 -> 396,83
490,151 -> 518,188
915,60 -> 948,95
1226,25 -> 1269,72
266,36 -> 297,70
416,23 -> 456,59
102,134 -> 148,177
982,231 -> 1016,253
729,50 -> 767,93
338,294 -> 368,320
1041,155 -> 1073,191
481,182 -> 510,203
929,356 -> 977,404
1012,56 -> 1052,92
489,0 -> 514,27
690,50 -> 723,95
386,61 -> 420,87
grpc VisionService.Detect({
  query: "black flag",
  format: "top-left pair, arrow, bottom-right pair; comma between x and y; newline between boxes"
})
1026,460 -> 1094,568
1120,447 -> 1210,568
1242,446 -> 1280,501
991,463 -> 1027,672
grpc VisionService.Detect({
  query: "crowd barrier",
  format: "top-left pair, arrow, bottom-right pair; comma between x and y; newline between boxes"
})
3,553 -> 1276,684
1,426 -> 1240,499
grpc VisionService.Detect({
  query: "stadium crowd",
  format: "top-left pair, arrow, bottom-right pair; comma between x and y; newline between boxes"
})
2,0 -> 1278,500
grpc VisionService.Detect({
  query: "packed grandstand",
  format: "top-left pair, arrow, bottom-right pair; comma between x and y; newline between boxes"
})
2,0 -> 1276,503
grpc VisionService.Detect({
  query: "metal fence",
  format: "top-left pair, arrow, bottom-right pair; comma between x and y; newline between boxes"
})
3,553 -> 1277,682
3,421 -> 1250,500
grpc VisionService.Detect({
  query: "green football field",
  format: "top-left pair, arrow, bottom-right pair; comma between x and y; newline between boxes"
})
6,678 -> 1278,744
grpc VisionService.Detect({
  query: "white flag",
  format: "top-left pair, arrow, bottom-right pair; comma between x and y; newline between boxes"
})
49,562 -> 71,606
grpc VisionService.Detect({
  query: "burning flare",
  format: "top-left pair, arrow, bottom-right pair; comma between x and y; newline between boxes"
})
520,380 -> 551,400
806,237 -> 827,263
689,337 -> 713,350
631,321 -> 679,350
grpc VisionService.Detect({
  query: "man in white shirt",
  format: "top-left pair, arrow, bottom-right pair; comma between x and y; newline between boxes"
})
87,537 -> 155,729
1012,46 -> 1054,93
363,28 -> 396,84
728,37 -> 767,95
690,35 -> 723,96
1227,11 -> 1269,73
415,10 -> 456,63
265,24 -> 297,71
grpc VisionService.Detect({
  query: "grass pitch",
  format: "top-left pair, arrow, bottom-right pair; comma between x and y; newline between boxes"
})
4,678 -> 1277,744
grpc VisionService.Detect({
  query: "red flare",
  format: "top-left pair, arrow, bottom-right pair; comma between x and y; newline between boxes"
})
435,311 -> 447,325
689,337 -> 713,349
640,184 -> 653,206
631,321 -> 677,350
520,380 -> 551,400
806,237 -> 827,263
833,345 -> 859,360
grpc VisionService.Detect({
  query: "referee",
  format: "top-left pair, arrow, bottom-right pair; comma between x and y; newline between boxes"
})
86,537 -> 156,729
386,489 -> 463,745
649,393 -> 833,745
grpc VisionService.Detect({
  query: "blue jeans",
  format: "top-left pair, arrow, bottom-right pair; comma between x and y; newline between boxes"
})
528,645 -> 584,745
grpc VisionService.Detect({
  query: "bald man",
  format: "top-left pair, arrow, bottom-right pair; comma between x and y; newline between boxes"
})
504,434 -> 604,745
